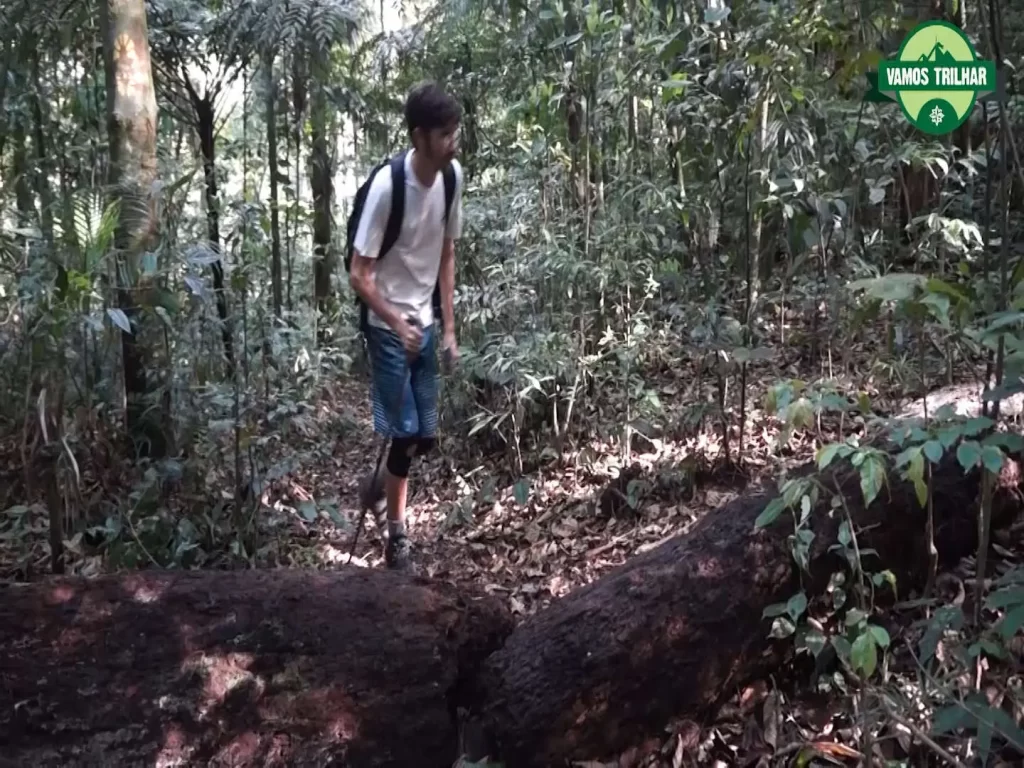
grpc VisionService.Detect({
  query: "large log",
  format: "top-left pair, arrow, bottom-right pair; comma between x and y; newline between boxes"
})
471,451 -> 1024,766
0,568 -> 513,767
1,448 -> 1020,768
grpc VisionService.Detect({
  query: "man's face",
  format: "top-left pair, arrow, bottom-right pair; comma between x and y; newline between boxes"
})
418,122 -> 459,166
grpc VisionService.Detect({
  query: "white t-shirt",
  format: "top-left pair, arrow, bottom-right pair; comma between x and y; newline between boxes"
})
352,150 -> 463,330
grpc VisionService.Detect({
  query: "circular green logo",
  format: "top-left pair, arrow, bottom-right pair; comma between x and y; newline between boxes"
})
878,21 -> 995,135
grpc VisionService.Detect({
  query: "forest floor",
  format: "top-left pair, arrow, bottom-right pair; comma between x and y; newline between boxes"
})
1,322 -> 1019,766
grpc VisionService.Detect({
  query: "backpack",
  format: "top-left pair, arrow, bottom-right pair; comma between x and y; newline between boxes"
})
344,149 -> 457,334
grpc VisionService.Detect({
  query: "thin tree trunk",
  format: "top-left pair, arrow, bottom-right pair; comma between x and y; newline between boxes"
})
266,51 -> 283,318
190,90 -> 235,375
99,0 -> 162,456
310,52 -> 333,344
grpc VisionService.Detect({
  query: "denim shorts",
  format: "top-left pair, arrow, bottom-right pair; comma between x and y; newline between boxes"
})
366,322 -> 439,439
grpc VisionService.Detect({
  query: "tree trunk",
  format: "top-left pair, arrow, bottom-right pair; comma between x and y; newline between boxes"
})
192,91 -> 235,376
2,446 -> 1019,767
266,50 -> 283,319
310,53 -> 333,345
289,53 -> 307,317
99,0 -> 162,457
30,51 -> 54,245
0,568 -> 513,768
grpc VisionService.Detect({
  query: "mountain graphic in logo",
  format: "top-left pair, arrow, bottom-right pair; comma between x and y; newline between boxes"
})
918,41 -> 959,65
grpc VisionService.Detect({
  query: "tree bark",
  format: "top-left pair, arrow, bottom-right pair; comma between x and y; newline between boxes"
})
1,447 -> 1020,767
310,50 -> 333,345
100,0 -> 162,457
0,568 -> 513,768
265,50 -> 283,319
191,89 -> 235,376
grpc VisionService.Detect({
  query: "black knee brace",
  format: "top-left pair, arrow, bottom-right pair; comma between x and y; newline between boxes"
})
385,436 -> 438,477
386,437 -> 420,478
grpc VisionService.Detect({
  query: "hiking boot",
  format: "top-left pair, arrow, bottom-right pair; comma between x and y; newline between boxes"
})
359,470 -> 387,529
385,533 -> 412,570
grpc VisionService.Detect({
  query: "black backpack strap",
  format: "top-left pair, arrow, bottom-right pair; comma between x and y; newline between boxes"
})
442,162 -> 456,223
380,150 -> 407,260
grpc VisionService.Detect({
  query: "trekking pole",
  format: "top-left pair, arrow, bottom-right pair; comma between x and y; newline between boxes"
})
348,316 -> 418,565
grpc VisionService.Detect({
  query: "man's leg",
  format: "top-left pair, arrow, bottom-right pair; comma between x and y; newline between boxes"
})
379,324 -> 439,569
408,323 -> 440,461
365,325 -> 421,569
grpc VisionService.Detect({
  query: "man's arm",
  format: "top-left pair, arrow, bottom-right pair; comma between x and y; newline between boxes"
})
440,162 -> 463,343
439,238 -> 456,335
350,255 -> 407,332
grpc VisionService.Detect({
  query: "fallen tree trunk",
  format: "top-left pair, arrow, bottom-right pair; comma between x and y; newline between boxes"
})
470,450 -> 1024,766
0,568 -> 513,767
1,450 -> 1021,768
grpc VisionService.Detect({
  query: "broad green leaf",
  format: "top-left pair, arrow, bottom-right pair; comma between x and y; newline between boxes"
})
513,479 -> 530,506
985,586 -> 1024,610
894,445 -> 917,469
998,605 -> 1024,640
788,397 -> 814,429
956,440 -> 982,471
850,630 -> 878,678
872,570 -> 898,597
923,439 -> 944,463
963,416 -> 995,436
762,602 -> 788,618
107,307 -> 132,333
984,432 -> 1024,452
754,496 -> 786,529
977,716 -> 993,765
859,456 -> 885,506
911,475 -> 928,507
937,425 -> 962,447
868,624 -> 890,648
786,591 -> 808,620
845,607 -> 868,627
830,635 -> 852,661
969,638 -> 1005,660
978,704 -> 1024,754
931,704 -> 968,735
925,277 -> 969,303
981,445 -> 1005,474
920,292 -> 951,325
816,442 -> 849,469
297,501 -> 317,521
803,629 -> 826,657
837,521 -> 852,547
905,448 -> 927,506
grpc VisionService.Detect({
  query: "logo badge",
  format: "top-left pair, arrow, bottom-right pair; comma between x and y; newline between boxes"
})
867,21 -> 996,136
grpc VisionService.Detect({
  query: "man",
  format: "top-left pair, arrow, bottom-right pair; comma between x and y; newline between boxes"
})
348,81 -> 463,570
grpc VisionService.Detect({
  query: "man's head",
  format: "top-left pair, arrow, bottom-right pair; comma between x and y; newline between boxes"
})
405,81 -> 461,169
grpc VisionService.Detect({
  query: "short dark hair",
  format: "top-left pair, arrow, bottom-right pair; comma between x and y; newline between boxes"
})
404,81 -> 462,136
